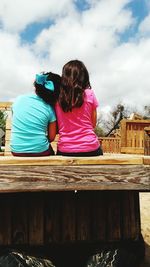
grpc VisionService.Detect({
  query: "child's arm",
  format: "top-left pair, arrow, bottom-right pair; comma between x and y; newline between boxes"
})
48,121 -> 57,142
91,109 -> 97,128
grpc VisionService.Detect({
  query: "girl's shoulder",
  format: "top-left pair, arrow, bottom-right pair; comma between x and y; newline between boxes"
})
84,88 -> 99,107
84,88 -> 95,96
14,93 -> 35,102
13,94 -> 44,109
84,88 -> 96,101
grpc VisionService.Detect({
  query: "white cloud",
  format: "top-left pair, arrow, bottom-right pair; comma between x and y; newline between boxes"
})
0,0 -> 73,32
138,13 -> 150,35
0,31 -> 42,100
0,0 -> 150,114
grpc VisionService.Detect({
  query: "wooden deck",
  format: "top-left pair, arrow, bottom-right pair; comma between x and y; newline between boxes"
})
0,154 -> 149,192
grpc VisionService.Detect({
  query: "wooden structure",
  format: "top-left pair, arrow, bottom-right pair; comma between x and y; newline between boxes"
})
100,119 -> 150,154
120,119 -> 150,154
0,155 -> 150,266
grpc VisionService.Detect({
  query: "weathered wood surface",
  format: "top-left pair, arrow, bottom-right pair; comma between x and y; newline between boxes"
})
0,164 -> 149,192
0,155 -> 149,192
0,191 -> 141,245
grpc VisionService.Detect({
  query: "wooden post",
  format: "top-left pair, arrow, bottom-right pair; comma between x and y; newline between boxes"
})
144,127 -> 150,155
0,102 -> 12,156
120,119 -> 127,153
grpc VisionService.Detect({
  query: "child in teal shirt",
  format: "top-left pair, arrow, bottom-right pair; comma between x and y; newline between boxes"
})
11,72 -> 61,156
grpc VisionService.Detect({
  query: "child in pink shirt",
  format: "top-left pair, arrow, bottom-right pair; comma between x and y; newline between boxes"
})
55,60 -> 103,156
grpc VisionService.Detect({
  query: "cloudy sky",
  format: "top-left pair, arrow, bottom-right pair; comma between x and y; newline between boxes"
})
0,0 -> 150,114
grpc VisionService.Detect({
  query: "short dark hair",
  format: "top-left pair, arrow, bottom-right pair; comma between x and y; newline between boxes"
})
58,60 -> 91,112
34,72 -> 61,106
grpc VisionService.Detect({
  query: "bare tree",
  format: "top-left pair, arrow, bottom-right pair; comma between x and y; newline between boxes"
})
143,105 -> 150,119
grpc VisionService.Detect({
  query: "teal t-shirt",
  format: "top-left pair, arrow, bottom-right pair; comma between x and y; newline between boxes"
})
10,94 -> 56,153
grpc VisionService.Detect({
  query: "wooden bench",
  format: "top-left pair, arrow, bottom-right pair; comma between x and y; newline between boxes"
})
0,155 -> 150,266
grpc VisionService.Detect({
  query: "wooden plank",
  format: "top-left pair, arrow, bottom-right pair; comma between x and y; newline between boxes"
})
0,165 -> 149,192
44,193 -> 61,243
12,193 -> 28,244
76,191 -> 91,241
61,192 -> 76,241
28,193 -> 44,245
121,192 -> 141,240
121,147 -> 144,154
126,119 -> 150,124
0,155 -> 145,166
91,191 -> 106,241
106,191 -> 121,241
120,119 -> 127,147
0,194 -> 12,245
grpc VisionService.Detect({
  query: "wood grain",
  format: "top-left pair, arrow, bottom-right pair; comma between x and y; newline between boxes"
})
0,165 -> 149,191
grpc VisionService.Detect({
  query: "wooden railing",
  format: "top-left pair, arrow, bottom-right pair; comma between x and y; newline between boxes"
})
100,137 -> 121,153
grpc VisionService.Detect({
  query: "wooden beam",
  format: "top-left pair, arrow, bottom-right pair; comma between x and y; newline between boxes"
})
0,164 -> 149,192
0,155 -> 145,166
0,155 -> 149,192
121,147 -> 144,154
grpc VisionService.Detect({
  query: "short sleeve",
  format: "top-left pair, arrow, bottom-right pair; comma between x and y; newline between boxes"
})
85,89 -> 99,108
92,90 -> 99,108
48,106 -> 56,122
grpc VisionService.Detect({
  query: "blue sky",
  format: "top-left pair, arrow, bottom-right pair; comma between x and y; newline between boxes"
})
120,0 -> 149,42
20,21 -> 52,44
0,0 -> 150,113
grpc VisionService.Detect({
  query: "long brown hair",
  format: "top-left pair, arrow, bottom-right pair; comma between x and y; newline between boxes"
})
58,60 -> 91,112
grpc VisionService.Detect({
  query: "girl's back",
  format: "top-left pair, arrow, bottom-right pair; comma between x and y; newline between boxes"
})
56,89 -> 100,153
11,94 -> 55,153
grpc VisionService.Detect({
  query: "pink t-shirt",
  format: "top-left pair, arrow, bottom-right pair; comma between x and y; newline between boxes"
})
55,89 -> 100,153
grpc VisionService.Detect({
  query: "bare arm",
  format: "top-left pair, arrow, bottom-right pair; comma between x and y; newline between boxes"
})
48,121 -> 57,142
91,109 -> 97,128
